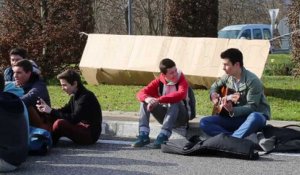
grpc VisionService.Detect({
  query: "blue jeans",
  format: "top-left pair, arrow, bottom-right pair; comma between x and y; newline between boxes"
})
199,112 -> 267,138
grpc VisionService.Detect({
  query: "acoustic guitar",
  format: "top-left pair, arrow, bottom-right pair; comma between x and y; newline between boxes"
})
211,86 -> 239,116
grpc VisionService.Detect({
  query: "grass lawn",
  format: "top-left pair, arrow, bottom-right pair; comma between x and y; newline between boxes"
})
262,76 -> 300,121
48,75 -> 300,121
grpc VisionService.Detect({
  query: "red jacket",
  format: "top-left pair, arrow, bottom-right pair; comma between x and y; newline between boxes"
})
137,72 -> 188,104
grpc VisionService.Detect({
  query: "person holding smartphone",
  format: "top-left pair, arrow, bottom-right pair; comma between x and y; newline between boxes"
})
36,69 -> 102,145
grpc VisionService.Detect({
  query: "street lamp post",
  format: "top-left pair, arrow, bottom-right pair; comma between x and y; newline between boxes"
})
128,0 -> 132,35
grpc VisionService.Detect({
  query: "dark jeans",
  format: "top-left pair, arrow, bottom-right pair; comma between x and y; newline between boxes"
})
52,119 -> 95,145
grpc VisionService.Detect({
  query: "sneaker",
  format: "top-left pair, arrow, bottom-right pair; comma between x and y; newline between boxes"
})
259,136 -> 276,152
131,133 -> 150,147
153,133 -> 169,149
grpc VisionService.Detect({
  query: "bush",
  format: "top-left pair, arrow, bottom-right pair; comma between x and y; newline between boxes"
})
263,54 -> 294,76
287,1 -> 300,77
167,0 -> 218,37
0,0 -> 94,78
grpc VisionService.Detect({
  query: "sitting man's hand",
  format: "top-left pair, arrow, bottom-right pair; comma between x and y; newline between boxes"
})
211,92 -> 220,105
146,98 -> 159,112
36,98 -> 52,114
222,99 -> 234,117
230,92 -> 240,104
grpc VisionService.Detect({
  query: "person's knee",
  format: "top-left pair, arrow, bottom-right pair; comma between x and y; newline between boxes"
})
248,112 -> 266,126
52,119 -> 67,131
169,102 -> 180,108
139,102 -> 149,111
199,117 -> 211,130
165,103 -> 180,114
141,102 -> 147,106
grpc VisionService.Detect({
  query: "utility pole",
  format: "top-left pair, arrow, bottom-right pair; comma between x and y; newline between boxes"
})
41,0 -> 48,57
268,8 -> 279,38
127,0 -> 132,35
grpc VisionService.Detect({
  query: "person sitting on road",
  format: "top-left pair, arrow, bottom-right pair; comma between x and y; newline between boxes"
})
199,48 -> 271,138
132,58 -> 190,149
0,73 -> 28,172
36,69 -> 102,145
13,59 -> 51,130
4,48 -> 40,82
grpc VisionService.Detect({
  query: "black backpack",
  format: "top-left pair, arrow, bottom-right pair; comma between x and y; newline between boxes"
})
158,81 -> 196,120
261,124 -> 300,153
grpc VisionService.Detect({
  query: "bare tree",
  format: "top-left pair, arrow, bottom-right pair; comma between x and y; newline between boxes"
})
133,0 -> 167,35
93,0 -> 167,35
93,0 -> 127,34
218,0 -> 288,30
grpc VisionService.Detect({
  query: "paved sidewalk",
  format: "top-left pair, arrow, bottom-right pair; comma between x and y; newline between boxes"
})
101,111 -> 300,139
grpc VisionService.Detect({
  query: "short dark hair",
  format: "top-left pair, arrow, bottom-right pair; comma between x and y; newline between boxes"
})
159,58 -> 176,74
14,59 -> 33,73
0,73 -> 4,92
220,48 -> 244,67
9,48 -> 27,59
57,69 -> 83,87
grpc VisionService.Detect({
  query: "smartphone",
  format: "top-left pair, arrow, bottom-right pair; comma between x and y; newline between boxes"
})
37,97 -> 42,105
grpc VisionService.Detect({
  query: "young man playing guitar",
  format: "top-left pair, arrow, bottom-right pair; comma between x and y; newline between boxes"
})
200,48 -> 270,138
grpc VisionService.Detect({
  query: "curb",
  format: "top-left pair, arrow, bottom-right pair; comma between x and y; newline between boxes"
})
101,111 -> 300,140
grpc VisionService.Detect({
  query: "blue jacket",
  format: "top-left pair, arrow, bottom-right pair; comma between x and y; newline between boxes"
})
3,67 -> 14,82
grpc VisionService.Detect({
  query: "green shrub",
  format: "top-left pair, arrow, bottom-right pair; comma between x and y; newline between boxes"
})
264,54 -> 293,76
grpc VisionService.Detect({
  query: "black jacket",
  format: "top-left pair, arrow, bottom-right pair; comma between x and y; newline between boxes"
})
50,85 -> 102,142
0,92 -> 28,166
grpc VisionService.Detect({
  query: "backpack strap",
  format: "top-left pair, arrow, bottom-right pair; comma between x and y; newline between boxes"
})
158,81 -> 186,107
158,81 -> 163,96
158,81 -> 194,123
282,125 -> 300,129
158,81 -> 179,95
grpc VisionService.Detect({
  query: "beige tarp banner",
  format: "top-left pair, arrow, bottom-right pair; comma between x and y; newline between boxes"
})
79,34 -> 270,89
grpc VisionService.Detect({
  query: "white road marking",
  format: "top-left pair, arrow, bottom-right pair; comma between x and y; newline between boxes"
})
60,137 -> 133,145
97,139 -> 132,145
271,152 -> 300,157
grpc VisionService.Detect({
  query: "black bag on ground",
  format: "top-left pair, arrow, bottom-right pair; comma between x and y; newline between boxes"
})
161,133 -> 259,160
261,125 -> 300,153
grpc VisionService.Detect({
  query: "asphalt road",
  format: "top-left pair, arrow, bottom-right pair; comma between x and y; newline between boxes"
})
4,139 -> 300,175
